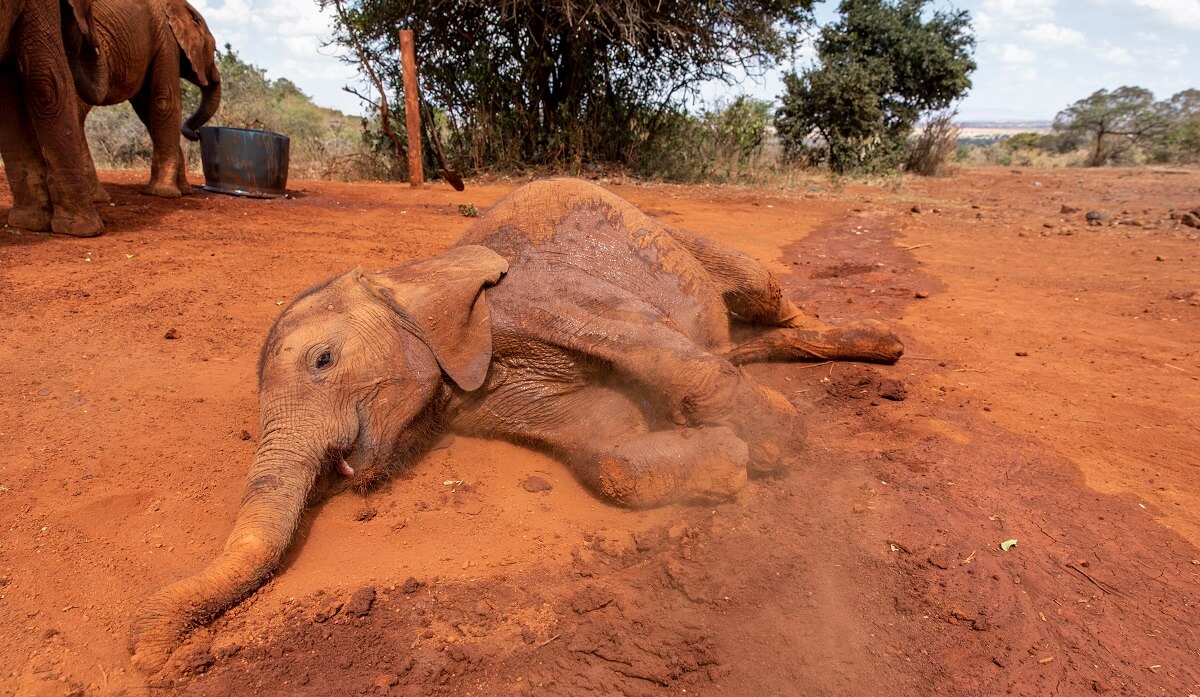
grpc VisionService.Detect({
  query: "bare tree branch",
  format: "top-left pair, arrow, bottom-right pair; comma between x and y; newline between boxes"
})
329,0 -> 405,158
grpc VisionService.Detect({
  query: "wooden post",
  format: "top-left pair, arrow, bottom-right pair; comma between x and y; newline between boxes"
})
398,29 -> 423,188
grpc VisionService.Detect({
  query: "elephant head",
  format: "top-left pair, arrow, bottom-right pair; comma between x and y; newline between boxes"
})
129,245 -> 507,673
62,0 -> 110,103
166,0 -> 221,140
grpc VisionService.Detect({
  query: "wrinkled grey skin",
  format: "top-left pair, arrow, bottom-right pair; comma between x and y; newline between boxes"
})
130,178 -> 904,673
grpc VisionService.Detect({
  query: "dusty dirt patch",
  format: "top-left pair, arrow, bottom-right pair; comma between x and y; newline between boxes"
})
1,168 -> 1198,696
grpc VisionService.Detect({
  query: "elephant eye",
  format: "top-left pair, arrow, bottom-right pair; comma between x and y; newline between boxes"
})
315,350 -> 333,370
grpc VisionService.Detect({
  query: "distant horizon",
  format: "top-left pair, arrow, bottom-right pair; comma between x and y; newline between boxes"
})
190,0 -> 1197,126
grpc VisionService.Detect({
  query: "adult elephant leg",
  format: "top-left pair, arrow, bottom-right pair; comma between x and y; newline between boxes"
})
76,103 -> 110,203
15,7 -> 103,236
131,69 -> 185,198
455,382 -> 748,508
174,141 -> 190,193
0,72 -> 53,231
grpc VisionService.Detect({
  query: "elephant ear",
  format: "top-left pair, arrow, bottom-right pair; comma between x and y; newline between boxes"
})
166,0 -> 217,87
361,245 -> 508,392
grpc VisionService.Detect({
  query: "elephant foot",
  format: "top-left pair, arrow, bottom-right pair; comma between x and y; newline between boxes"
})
727,320 -> 904,366
50,210 -> 104,237
145,182 -> 183,198
595,426 -> 749,508
728,380 -> 807,476
6,206 -> 53,232
676,427 -> 750,499
831,320 -> 905,364
92,185 -> 112,204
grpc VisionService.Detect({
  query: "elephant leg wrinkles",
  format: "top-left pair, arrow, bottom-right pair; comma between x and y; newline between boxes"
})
0,71 -> 53,230
726,320 -> 905,365
451,375 -> 749,508
5,8 -> 102,235
131,61 -> 186,197
490,298 -> 805,474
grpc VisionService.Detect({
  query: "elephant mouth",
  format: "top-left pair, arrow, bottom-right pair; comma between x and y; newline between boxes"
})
331,443 -> 376,482
329,437 -> 392,491
336,452 -> 356,478
326,392 -> 450,490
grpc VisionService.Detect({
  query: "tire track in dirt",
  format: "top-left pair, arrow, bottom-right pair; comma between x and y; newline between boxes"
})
781,211 -> 1200,696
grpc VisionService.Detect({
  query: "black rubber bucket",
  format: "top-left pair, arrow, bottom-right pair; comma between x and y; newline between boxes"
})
198,127 -> 290,198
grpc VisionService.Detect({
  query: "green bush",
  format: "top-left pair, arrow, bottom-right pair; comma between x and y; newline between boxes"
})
631,98 -> 779,183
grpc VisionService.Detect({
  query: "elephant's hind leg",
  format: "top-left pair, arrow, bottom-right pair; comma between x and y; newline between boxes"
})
662,227 -> 905,364
663,225 -> 832,330
726,320 -> 904,366
131,76 -> 185,198
77,104 -> 111,203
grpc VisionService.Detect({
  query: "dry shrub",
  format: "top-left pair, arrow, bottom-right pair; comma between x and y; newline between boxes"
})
84,103 -> 154,170
906,110 -> 960,176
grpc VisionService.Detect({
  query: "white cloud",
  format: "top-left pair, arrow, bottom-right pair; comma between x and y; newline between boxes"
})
975,0 -> 1058,35
187,0 -> 364,113
996,43 -> 1038,63
1130,0 -> 1200,30
1020,22 -> 1087,47
1095,45 -> 1136,64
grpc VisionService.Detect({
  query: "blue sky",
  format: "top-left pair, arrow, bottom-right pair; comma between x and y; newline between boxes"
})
192,0 -> 1198,122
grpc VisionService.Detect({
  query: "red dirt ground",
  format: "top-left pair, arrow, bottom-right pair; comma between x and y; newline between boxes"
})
1,167 -> 1198,696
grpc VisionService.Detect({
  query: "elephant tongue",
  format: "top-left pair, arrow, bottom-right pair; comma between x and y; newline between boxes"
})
337,457 -> 355,477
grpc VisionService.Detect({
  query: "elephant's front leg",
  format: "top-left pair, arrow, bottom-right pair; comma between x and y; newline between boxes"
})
0,71 -> 53,231
453,375 -> 749,508
131,67 -> 187,198
11,12 -> 103,235
515,305 -> 805,475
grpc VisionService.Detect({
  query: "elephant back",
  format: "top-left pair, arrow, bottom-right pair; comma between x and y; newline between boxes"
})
458,179 -> 730,348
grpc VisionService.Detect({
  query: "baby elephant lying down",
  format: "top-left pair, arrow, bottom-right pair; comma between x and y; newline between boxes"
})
130,178 -> 903,671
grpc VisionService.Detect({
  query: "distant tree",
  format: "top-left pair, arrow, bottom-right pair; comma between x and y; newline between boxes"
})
321,0 -> 816,174
1150,88 -> 1200,164
775,0 -> 976,173
1052,86 -> 1168,166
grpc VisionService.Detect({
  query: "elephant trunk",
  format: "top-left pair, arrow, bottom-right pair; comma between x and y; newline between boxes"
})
129,425 -> 320,672
181,79 -> 221,141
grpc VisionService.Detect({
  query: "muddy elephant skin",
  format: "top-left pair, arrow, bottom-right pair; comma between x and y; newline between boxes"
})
129,179 -> 905,672
0,0 -> 109,236
79,0 -> 221,199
